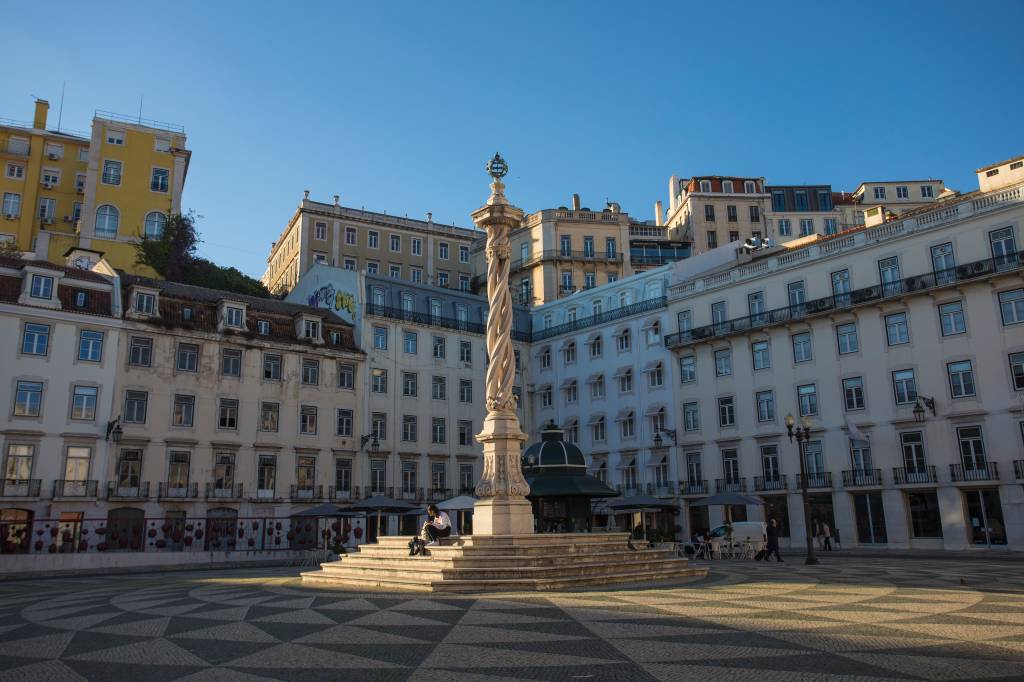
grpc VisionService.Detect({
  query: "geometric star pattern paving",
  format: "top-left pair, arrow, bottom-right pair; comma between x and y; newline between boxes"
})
2,557 -> 1023,681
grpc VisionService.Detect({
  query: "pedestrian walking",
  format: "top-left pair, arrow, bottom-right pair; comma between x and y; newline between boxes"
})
821,521 -> 833,551
765,518 -> 783,562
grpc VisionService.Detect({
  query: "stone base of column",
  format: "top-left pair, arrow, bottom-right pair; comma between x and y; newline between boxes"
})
473,496 -> 535,536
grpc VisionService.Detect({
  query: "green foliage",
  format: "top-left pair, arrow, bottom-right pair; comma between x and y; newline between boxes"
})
0,239 -> 23,260
136,212 -> 270,298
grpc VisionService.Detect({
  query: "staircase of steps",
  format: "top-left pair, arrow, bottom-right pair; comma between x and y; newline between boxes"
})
300,533 -> 708,593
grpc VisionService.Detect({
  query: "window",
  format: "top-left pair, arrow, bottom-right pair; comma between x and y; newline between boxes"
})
221,348 -> 242,377
843,377 -> 865,410
703,204 -> 716,223
620,412 -> 635,438
344,227 -> 356,245
824,218 -> 837,235
718,397 -> 735,426
792,332 -> 812,363
263,353 -> 282,380
679,356 -> 696,383
95,204 -> 119,237
389,264 -> 400,279
299,405 -> 318,434
566,380 -> 578,403
22,322 -> 50,356
459,380 -> 473,403
756,390 -> 774,422
877,257 -> 902,295
831,269 -> 852,305
402,372 -> 418,397
900,431 -> 927,474
172,395 -> 195,426
301,358 -> 320,385
388,233 -> 400,252
873,187 -> 886,200
908,491 -> 943,538
999,289 -> 1024,325
150,168 -> 169,192
371,368 -> 388,393
885,313 -> 909,346
592,417 -> 606,442
617,328 -> 631,352
367,230 -> 379,248
182,306 -> 193,321
749,205 -> 761,222
2,192 -> 21,216
564,342 -> 576,364
143,211 -> 166,237
726,205 -> 737,222
253,319 -> 269,336
435,241 -> 451,261
76,330 -> 103,362
218,398 -> 238,429
402,415 -> 418,442
37,197 -> 55,221
683,402 -> 700,431
796,384 -> 817,416
73,290 -> 87,307
920,185 -> 934,198
13,381 -> 43,417
410,267 -> 422,283
459,245 -> 470,263
836,323 -> 859,354
939,301 -> 966,336
460,340 -> 472,363
618,369 -> 633,393
124,391 -> 148,423
432,376 -> 446,400
432,335 -> 446,359
176,343 -> 199,372
957,426 -> 986,470
896,185 -> 908,199
373,326 -> 388,351
775,218 -> 791,236
751,340 -> 770,370
459,274 -> 470,291
541,385 -> 553,408
1010,352 -> 1024,391
260,402 -> 280,432
338,363 -> 355,389
101,160 -> 122,185
931,243 -> 956,283
947,360 -> 976,398
303,319 -> 320,340
336,409 -> 353,437
6,163 -> 24,179
591,375 -> 605,399
798,219 -> 814,236
28,274 -> 53,300
706,231 -> 717,249
432,418 -> 447,444
714,348 -> 732,376
892,369 -> 917,405
540,347 -> 551,369
128,337 -> 152,367
257,455 -> 277,495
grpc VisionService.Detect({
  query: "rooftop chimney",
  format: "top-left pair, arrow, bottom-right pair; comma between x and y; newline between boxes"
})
654,201 -> 663,226
33,99 -> 49,130
571,193 -> 581,211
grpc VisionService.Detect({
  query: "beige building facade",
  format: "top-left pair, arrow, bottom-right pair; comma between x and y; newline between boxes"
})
664,175 -> 769,253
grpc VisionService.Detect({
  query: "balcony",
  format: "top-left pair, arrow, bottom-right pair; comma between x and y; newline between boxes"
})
665,250 -> 1024,350
206,483 -> 243,500
796,472 -> 833,489
329,485 -> 358,501
616,484 -> 643,497
679,480 -> 708,496
893,466 -> 938,485
531,296 -> 667,342
427,488 -> 452,502
0,479 -> 41,497
399,487 -> 421,502
53,480 -> 99,498
107,481 -> 151,500
250,490 -> 283,503
646,482 -> 677,497
157,482 -> 199,499
365,302 -> 529,341
842,469 -> 884,488
290,485 -> 324,502
715,478 -> 747,493
1015,460 -> 1024,481
510,249 -> 623,273
753,475 -> 787,492
950,463 -> 999,483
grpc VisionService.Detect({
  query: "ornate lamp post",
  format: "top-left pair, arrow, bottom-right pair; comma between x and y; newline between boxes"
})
470,154 -> 534,535
785,413 -> 819,565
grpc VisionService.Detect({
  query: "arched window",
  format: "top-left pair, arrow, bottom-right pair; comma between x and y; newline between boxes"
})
144,211 -> 166,238
95,205 -> 119,238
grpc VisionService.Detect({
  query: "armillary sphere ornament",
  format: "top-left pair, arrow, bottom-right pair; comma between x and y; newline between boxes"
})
486,152 -> 508,179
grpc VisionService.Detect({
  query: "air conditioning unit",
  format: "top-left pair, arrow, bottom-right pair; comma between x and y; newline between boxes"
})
47,153 -> 59,160
4,213 -> 16,220
42,217 -> 55,225
42,182 -> 53,189
76,186 -> 84,194
63,215 -> 73,223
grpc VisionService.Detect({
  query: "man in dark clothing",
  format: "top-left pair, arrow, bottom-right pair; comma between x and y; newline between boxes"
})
765,518 -> 783,562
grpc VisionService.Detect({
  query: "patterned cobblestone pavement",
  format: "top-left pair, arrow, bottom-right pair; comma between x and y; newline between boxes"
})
1,556 -> 1023,681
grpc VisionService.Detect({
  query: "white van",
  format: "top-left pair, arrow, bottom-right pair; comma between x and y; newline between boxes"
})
707,521 -> 766,544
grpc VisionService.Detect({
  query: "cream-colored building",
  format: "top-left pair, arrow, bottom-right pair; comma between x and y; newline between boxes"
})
262,194 -> 480,295
850,178 -> 950,227
765,184 -> 842,243
663,175 -> 769,253
661,169 -> 1024,551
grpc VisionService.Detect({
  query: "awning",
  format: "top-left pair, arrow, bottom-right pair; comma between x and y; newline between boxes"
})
587,413 -> 606,425
586,373 -> 603,384
615,407 -> 634,421
559,340 -> 575,352
585,332 -> 601,344
644,403 -> 666,416
642,360 -> 663,373
614,326 -> 630,337
560,378 -> 577,390
613,366 -> 632,378
640,317 -> 660,331
647,455 -> 668,467
524,472 -> 618,498
616,456 -> 635,468
537,383 -> 552,393
561,417 -> 578,428
534,346 -> 551,358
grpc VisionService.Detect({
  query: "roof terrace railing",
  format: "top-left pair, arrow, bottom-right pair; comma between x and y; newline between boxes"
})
94,110 -> 185,134
532,296 -> 666,342
665,252 -> 1023,349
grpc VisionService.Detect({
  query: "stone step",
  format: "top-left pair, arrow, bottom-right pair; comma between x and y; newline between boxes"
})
358,540 -> 650,558
339,549 -> 679,569
318,557 -> 693,582
301,565 -> 707,593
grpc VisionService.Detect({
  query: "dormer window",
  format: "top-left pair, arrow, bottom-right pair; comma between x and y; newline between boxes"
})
182,306 -> 193,321
745,181 -> 757,193
257,320 -> 270,335
699,180 -> 712,192
135,292 -> 155,314
74,291 -> 87,308
224,306 -> 244,328
722,180 -> 734,193
303,319 -> 320,340
330,330 -> 341,345
29,274 -> 53,299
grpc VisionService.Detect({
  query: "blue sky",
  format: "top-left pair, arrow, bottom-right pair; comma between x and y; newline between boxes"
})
4,1 -> 1022,277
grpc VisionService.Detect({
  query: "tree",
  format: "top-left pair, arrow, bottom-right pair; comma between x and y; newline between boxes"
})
136,212 -> 270,297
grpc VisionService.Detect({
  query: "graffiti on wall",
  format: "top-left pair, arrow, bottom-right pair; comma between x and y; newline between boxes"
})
307,284 -> 356,318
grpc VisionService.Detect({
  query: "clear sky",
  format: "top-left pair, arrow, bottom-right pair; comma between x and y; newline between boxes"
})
4,1 -> 1022,277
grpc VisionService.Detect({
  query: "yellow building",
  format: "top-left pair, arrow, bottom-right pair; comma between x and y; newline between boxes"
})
0,100 -> 189,275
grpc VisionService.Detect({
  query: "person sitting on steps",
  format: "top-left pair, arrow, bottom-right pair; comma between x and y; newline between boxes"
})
409,504 -> 452,555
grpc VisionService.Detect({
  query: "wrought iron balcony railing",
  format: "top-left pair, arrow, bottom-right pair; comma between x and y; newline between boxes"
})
0,479 -> 41,497
107,481 -> 151,499
206,483 -> 243,499
290,485 -> 323,502
753,475 -> 787,492
842,469 -> 883,487
715,478 -> 747,493
54,480 -> 99,498
796,472 -> 832,489
157,482 -> 198,499
679,479 -> 708,496
950,462 -> 999,482
532,296 -> 666,342
892,466 -> 937,485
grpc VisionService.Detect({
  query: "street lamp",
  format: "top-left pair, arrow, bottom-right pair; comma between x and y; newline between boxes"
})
105,418 -> 123,443
913,396 -> 937,423
360,434 -> 380,454
785,413 -> 819,565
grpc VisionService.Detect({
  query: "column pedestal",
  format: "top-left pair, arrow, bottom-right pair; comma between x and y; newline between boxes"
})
474,412 -> 534,536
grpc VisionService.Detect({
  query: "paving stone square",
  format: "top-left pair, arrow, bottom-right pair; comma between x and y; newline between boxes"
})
1,556 -> 1023,681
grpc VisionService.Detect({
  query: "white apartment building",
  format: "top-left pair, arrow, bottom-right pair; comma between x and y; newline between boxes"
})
0,257 -> 123,549
662,168 -> 1024,551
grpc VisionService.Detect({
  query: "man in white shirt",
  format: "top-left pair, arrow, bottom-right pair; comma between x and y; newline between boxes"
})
422,504 -> 452,546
